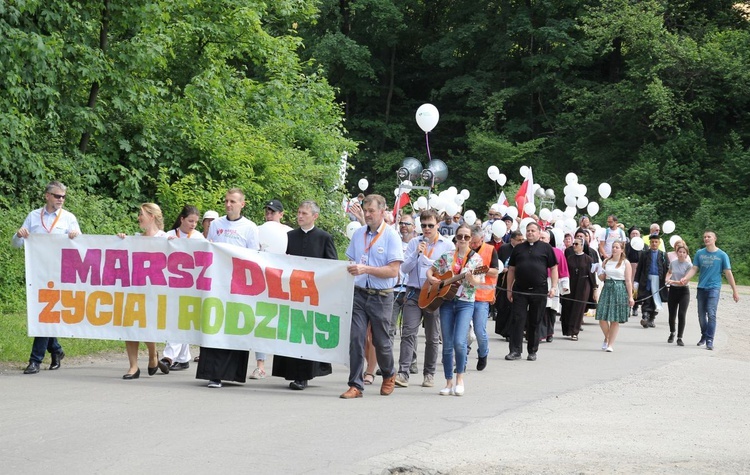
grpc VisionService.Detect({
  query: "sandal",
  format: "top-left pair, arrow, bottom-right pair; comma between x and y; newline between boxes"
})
363,372 -> 375,385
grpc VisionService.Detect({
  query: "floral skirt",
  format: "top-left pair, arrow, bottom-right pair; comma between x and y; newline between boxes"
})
595,279 -> 629,323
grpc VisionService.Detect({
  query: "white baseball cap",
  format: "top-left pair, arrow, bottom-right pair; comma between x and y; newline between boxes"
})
202,210 -> 219,221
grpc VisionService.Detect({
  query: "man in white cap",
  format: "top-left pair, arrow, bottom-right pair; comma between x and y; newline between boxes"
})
201,210 -> 218,239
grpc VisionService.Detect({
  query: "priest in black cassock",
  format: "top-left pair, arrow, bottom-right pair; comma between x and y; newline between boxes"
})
272,200 -> 338,390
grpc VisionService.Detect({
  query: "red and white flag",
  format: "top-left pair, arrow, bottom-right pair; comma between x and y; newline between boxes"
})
393,193 -> 410,218
498,191 -> 510,207
515,167 -> 534,218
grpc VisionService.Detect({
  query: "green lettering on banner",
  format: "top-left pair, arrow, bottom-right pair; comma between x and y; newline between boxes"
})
225,302 -> 254,335
289,309 -> 314,344
254,302 -> 277,339
201,297 -> 224,335
277,305 -> 290,340
315,313 -> 340,349
178,296 -> 202,330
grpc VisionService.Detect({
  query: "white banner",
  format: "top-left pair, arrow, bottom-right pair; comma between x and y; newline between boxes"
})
25,234 -> 354,366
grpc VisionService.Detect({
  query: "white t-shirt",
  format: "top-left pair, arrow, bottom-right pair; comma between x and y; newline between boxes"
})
598,227 -> 626,256
207,216 -> 259,249
166,229 -> 206,240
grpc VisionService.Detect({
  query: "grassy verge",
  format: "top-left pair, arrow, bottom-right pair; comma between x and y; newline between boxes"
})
0,312 -> 125,364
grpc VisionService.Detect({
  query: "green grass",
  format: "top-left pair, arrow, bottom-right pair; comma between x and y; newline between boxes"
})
0,312 -> 125,364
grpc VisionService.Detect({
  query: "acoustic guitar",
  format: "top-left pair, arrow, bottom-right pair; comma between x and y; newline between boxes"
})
418,266 -> 489,311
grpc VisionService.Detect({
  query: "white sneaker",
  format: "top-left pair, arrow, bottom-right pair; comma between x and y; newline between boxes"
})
394,373 -> 409,388
422,374 -> 434,388
439,386 -> 454,396
605,346 -> 614,352
207,380 -> 222,388
601,340 -> 608,350
248,368 -> 266,380
454,384 -> 465,396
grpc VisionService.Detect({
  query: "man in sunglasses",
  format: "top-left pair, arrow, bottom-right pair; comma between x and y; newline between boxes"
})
13,181 -> 81,375
389,214 -> 418,368
394,209 -> 455,389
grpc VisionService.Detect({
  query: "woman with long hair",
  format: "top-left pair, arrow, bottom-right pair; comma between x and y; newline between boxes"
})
665,241 -> 691,346
426,223 -> 485,396
117,203 -> 169,379
596,241 -> 634,352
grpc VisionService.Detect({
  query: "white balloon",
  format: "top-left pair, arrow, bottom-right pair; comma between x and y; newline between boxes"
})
630,236 -> 645,251
587,201 -> 600,217
412,201 -> 421,211
460,189 -> 470,200
510,219 -> 518,232
564,206 -> 577,218
497,204 -> 508,216
670,235 -> 682,248
506,206 -> 519,220
564,195 -> 577,207
454,195 -> 465,205
576,196 -> 589,209
565,173 -> 578,185
416,196 -> 428,209
551,209 -> 564,221
463,210 -> 477,226
564,218 -> 577,232
492,220 -> 506,237
550,228 -> 564,250
524,202 -> 536,215
663,220 -> 676,234
447,186 -> 458,196
489,203 -> 500,212
413,217 -> 421,230
539,208 -> 551,221
496,173 -> 507,186
430,197 -> 444,210
401,180 -> 413,188
598,182 -> 611,199
358,178 -> 368,191
554,219 -> 565,229
444,201 -> 459,217
346,221 -> 362,240
258,221 -> 290,254
416,103 -> 440,133
577,184 -> 587,197
487,165 -> 500,180
520,165 -> 530,178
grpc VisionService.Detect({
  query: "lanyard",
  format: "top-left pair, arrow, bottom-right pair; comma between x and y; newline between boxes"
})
424,235 -> 439,258
452,250 -> 469,274
176,229 -> 193,238
41,209 -> 62,233
364,221 -> 386,254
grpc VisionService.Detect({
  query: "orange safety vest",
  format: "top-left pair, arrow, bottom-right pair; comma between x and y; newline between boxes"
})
474,243 -> 498,303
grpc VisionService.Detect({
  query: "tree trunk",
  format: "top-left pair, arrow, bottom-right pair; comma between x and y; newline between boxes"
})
79,0 -> 110,154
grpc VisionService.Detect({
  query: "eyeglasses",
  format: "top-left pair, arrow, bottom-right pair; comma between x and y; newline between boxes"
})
455,234 -> 471,241
50,193 -> 66,199
421,223 -> 435,229
572,243 -> 581,247
399,222 -> 413,226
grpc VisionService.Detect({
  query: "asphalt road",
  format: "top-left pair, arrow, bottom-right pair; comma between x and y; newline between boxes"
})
1,287 -> 748,474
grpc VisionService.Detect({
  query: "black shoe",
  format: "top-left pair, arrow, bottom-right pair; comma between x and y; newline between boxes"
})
505,352 -> 521,361
23,362 -> 41,374
677,338 -> 684,346
123,368 -> 141,380
546,335 -> 553,342
647,318 -> 656,328
49,350 -> 65,370
527,353 -> 537,361
640,317 -> 649,328
375,368 -> 382,376
668,333 -> 675,344
148,365 -> 158,376
477,356 -> 487,371
170,361 -> 190,371
158,358 -> 170,374
289,380 -> 308,390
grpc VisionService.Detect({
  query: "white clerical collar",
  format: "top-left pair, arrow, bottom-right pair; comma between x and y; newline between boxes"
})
301,225 -> 315,233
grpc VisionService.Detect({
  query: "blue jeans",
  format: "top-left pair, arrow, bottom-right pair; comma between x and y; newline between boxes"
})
696,287 -> 720,342
471,301 -> 490,358
30,337 -> 62,364
439,299 -> 474,380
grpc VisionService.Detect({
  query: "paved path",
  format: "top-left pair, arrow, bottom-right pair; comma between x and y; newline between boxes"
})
1,288 -> 748,474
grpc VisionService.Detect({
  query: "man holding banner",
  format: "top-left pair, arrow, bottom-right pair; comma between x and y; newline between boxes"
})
272,200 -> 338,390
342,194 -> 403,399
13,181 -> 80,374
196,188 -> 259,388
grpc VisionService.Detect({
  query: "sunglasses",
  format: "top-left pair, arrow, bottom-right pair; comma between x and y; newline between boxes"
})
421,223 -> 436,229
50,193 -> 66,199
399,222 -> 413,226
455,234 -> 471,241
572,243 -> 581,247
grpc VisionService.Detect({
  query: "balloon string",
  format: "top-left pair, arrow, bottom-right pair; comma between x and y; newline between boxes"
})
425,132 -> 432,161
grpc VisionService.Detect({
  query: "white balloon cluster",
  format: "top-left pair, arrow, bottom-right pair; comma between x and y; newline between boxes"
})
411,186 -> 471,217
486,166 -> 507,186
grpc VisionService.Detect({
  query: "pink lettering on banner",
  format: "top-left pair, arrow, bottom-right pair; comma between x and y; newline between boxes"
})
131,252 -> 168,286
230,258 -> 266,296
102,249 -> 131,286
168,252 -> 195,289
61,249 -> 102,285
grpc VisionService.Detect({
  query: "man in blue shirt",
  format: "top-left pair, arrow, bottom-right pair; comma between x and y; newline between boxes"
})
634,233 -> 668,328
680,230 -> 739,350
341,194 -> 404,398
